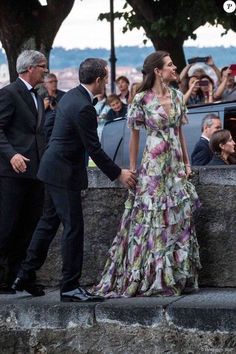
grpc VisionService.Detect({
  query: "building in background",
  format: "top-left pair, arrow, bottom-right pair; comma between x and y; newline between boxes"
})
0,64 -> 142,92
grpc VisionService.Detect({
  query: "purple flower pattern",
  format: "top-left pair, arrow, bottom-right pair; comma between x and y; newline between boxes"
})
93,88 -> 201,298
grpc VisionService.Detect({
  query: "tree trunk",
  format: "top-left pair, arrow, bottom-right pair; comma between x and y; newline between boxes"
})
148,35 -> 186,73
125,0 -> 189,72
0,0 -> 75,82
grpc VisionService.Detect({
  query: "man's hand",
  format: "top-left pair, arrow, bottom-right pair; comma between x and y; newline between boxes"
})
118,169 -> 137,188
43,97 -> 50,110
10,153 -> 30,173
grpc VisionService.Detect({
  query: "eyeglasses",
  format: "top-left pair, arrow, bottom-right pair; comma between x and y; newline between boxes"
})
36,64 -> 47,69
45,80 -> 58,83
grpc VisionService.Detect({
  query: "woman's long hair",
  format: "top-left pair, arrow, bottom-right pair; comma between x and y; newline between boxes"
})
137,51 -> 169,93
209,129 -> 231,154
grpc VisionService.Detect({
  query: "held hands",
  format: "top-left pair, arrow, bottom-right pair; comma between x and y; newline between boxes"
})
10,153 -> 30,173
185,164 -> 193,179
118,169 -> 137,189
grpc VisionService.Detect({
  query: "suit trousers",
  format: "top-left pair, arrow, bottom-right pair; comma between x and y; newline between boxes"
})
19,184 -> 84,293
0,177 -> 44,284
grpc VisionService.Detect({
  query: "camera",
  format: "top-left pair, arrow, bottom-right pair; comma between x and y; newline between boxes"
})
46,96 -> 57,108
199,80 -> 209,87
187,57 -> 209,65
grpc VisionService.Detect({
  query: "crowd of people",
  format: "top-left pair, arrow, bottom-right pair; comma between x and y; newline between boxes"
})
0,49 -> 235,302
178,56 -> 236,105
95,56 -> 236,124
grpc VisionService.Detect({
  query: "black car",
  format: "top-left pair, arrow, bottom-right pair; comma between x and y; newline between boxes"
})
100,100 -> 236,168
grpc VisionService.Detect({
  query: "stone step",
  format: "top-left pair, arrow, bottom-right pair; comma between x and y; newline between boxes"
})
1,288 -> 236,354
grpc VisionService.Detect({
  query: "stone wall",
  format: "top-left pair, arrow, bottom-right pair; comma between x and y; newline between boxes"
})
37,166 -> 236,288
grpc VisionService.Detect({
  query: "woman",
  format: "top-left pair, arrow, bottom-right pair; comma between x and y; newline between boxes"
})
94,51 -> 201,298
199,75 -> 214,104
128,82 -> 141,104
183,76 -> 204,105
214,67 -> 236,102
94,88 -> 110,122
208,129 -> 235,165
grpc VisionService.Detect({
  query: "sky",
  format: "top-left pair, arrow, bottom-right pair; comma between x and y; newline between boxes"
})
51,0 -> 236,49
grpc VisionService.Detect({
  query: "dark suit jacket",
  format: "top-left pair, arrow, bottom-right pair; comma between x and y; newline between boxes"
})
0,78 -> 45,178
208,155 -> 228,165
37,85 -> 121,191
191,137 -> 213,166
44,109 -> 56,144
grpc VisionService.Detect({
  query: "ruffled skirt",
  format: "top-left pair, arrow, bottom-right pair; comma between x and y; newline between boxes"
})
93,179 -> 201,298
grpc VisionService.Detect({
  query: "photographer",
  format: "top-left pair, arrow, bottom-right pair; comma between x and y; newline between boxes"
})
199,75 -> 214,103
179,56 -> 220,95
41,73 -> 65,142
214,67 -> 236,102
183,75 -> 215,105
183,76 -> 204,105
41,73 -> 65,111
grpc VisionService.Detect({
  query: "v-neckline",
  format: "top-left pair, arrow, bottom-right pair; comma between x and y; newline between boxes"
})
154,87 -> 173,118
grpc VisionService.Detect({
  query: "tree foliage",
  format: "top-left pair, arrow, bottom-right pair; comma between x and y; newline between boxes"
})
0,0 -> 75,81
99,0 -> 236,71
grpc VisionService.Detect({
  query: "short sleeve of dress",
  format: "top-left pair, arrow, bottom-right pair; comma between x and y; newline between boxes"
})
179,91 -> 188,125
127,94 -> 145,130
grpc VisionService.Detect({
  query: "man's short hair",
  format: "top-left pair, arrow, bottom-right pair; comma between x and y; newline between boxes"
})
201,114 -> 220,132
44,73 -> 57,81
107,94 -> 121,106
116,76 -> 129,85
16,50 -> 46,74
79,58 -> 107,84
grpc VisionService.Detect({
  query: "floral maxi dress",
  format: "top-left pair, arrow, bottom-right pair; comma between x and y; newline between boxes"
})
94,88 -> 201,297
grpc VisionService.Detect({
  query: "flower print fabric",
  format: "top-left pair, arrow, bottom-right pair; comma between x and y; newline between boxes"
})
94,87 -> 201,298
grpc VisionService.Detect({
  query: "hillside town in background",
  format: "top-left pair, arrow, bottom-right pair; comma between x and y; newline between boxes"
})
1,45 -> 236,91
0,62 -> 142,93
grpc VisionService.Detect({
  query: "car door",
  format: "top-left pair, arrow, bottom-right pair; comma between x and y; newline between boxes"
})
101,118 -> 126,166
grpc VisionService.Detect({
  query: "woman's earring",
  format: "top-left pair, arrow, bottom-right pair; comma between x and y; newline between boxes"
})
160,74 -> 168,89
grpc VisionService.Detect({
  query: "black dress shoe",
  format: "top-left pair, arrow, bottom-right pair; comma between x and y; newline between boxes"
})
12,277 -> 45,297
0,283 -> 16,294
182,287 -> 200,295
61,287 -> 104,302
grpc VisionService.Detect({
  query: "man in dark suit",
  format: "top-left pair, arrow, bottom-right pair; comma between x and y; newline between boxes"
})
13,58 -> 137,302
191,114 -> 222,166
0,50 -> 48,293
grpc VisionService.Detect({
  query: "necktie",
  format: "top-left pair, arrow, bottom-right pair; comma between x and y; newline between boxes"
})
29,88 -> 38,110
30,88 -> 38,96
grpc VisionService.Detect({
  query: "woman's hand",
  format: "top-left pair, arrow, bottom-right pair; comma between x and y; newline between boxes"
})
190,79 -> 199,92
222,67 -> 231,79
185,164 -> 192,178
